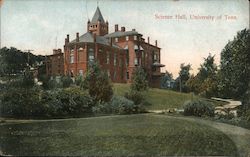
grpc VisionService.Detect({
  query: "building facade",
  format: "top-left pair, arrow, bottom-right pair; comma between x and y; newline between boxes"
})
47,6 -> 165,87
45,49 -> 64,77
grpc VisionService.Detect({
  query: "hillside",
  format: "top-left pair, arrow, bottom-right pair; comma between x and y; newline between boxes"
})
113,83 -> 227,110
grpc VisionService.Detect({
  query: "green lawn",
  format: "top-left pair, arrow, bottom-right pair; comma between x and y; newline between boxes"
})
0,114 -> 238,156
113,83 -> 227,110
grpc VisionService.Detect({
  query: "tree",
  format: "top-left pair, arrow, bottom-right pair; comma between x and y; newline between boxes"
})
174,63 -> 192,92
161,70 -> 174,88
81,62 -> 113,102
0,47 -> 45,76
218,29 -> 250,99
187,54 -> 218,97
131,67 -> 148,92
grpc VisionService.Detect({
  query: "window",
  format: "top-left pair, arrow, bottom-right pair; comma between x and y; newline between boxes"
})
106,51 -> 110,64
70,55 -> 74,63
107,69 -> 110,78
88,48 -> 94,62
115,38 -> 118,42
126,72 -> 129,80
78,47 -> 84,51
79,70 -> 83,76
114,53 -> 117,66
134,35 -> 137,40
78,47 -> 84,62
126,50 -> 129,66
114,71 -> 116,80
126,36 -> 129,41
154,54 -> 158,62
134,58 -> 138,66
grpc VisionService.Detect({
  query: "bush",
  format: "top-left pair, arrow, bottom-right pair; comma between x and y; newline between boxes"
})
82,62 -> 113,102
75,75 -> 83,86
93,95 -> 146,114
41,88 -> 94,117
61,76 -> 73,88
0,87 -> 95,118
131,67 -> 148,92
183,99 -> 215,117
0,87 -> 44,118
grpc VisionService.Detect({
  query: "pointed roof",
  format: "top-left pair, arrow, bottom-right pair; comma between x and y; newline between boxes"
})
91,7 -> 105,23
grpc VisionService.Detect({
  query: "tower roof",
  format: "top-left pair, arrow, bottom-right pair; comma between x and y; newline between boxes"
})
91,7 -> 105,23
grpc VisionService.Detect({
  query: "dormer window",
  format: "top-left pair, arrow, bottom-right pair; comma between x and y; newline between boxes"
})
126,36 -> 129,41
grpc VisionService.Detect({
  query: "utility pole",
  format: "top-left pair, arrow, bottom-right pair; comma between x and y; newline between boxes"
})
179,75 -> 182,93
24,49 -> 34,68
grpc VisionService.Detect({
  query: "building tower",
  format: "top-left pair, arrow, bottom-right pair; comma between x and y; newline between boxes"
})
87,7 -> 109,36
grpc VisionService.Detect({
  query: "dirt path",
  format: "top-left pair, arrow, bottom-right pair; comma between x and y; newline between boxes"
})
153,114 -> 250,157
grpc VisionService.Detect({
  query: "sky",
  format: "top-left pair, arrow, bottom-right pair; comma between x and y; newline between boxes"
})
1,0 -> 249,78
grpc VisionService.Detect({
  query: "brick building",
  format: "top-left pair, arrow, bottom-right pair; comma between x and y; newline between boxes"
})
45,49 -> 64,76
49,6 -> 165,87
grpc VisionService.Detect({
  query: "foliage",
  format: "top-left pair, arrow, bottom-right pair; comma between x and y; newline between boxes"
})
81,62 -> 113,102
75,75 -> 83,86
39,74 -> 51,89
93,96 -> 136,114
174,63 -> 192,92
0,87 -> 43,117
187,54 -> 218,97
22,69 -> 35,88
124,90 -> 148,113
183,99 -> 215,117
218,29 -> 250,99
61,75 -> 73,88
161,70 -> 174,89
0,87 -> 94,118
131,67 -> 148,92
0,47 -> 45,76
238,84 -> 250,121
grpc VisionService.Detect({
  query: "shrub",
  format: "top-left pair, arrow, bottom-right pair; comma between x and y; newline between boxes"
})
75,75 -> 83,86
61,76 -> 73,88
125,90 -> 151,111
0,87 -> 94,118
0,87 -> 44,118
131,67 -> 148,92
82,62 -> 113,102
93,95 -> 144,114
183,99 -> 215,117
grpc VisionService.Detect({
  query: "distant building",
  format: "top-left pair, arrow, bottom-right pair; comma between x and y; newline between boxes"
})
47,6 -> 165,87
45,49 -> 64,77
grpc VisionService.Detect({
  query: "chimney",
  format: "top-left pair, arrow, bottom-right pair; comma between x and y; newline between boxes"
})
76,32 -> 79,42
67,34 -> 69,42
115,24 -> 118,32
121,26 -> 125,32
65,38 -> 68,44
53,49 -> 57,54
155,40 -> 158,47
93,33 -> 96,43
132,29 -> 136,31
147,37 -> 150,44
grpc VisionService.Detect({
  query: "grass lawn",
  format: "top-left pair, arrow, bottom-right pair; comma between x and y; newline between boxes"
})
113,83 -> 227,110
0,114 -> 238,156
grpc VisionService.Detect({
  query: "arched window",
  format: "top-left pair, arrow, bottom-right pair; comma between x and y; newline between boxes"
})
70,49 -> 74,63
